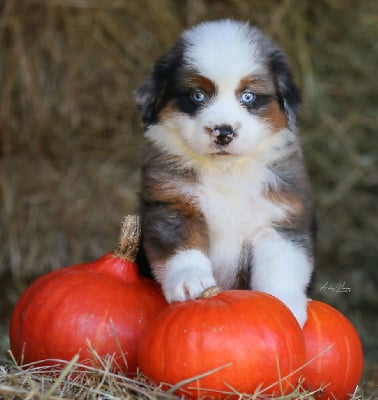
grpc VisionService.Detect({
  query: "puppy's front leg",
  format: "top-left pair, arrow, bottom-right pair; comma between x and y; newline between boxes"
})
142,205 -> 216,303
163,249 -> 216,302
251,229 -> 313,327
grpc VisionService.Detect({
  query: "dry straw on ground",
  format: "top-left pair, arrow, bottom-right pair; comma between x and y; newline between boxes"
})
0,352 -> 357,400
0,350 -> 377,400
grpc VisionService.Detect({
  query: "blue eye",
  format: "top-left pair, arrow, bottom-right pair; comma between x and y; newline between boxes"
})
191,89 -> 206,104
240,90 -> 256,105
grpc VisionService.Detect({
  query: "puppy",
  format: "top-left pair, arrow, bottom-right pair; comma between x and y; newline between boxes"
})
135,19 -> 315,327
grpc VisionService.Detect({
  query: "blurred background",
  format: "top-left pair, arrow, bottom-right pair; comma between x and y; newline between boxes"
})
0,0 -> 377,381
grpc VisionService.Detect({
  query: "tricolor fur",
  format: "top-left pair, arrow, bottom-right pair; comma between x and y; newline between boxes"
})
135,19 -> 315,326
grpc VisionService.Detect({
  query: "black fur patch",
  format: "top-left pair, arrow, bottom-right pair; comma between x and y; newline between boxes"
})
242,94 -> 272,111
135,39 -> 186,126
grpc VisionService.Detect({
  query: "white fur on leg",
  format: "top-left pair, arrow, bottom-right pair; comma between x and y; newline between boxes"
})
162,249 -> 216,303
251,230 -> 313,327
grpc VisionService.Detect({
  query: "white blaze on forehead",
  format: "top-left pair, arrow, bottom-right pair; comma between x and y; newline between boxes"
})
182,19 -> 267,83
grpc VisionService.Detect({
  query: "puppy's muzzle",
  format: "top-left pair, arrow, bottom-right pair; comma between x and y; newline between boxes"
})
212,124 -> 235,146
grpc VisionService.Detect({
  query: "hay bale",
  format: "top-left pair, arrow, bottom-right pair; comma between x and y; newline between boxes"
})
0,0 -> 377,359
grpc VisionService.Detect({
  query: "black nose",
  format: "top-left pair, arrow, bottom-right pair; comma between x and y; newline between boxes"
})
214,125 -> 235,146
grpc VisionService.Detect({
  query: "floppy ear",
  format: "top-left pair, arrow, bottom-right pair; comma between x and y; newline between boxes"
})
135,39 -> 185,127
135,74 -> 162,127
269,49 -> 301,132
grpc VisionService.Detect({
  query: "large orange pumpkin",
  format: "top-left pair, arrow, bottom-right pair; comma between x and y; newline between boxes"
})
138,288 -> 306,399
9,216 -> 168,374
302,300 -> 364,400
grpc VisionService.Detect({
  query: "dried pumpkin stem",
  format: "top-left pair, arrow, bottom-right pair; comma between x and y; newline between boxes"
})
201,285 -> 221,298
113,215 -> 141,261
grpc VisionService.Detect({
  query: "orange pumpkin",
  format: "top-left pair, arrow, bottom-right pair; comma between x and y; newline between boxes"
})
138,288 -> 305,399
9,216 -> 168,374
302,300 -> 364,399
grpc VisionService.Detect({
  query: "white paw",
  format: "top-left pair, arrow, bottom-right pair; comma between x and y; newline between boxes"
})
162,250 -> 216,303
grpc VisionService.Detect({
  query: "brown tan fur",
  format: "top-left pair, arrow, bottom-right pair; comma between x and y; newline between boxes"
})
260,100 -> 288,131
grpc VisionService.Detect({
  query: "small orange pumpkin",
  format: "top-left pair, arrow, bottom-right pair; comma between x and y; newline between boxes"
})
138,288 -> 306,399
302,300 -> 364,400
9,216 -> 168,374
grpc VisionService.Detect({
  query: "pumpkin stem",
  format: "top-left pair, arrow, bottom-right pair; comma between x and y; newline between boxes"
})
113,215 -> 141,261
201,286 -> 221,298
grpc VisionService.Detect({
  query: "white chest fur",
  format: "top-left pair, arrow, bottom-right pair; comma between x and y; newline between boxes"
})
194,161 -> 287,287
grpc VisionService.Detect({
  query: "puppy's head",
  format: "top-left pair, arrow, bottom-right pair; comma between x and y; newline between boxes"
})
136,20 -> 300,160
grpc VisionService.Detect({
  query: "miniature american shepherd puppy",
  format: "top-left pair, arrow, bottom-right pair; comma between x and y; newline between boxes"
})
135,19 -> 315,327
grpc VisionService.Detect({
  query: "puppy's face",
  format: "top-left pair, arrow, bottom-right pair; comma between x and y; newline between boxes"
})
136,20 -> 300,161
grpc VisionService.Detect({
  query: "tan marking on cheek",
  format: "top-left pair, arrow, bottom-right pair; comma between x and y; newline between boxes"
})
159,100 -> 179,122
261,100 -> 287,131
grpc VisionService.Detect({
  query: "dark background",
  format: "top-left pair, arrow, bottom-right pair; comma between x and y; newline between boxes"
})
0,0 -> 377,381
